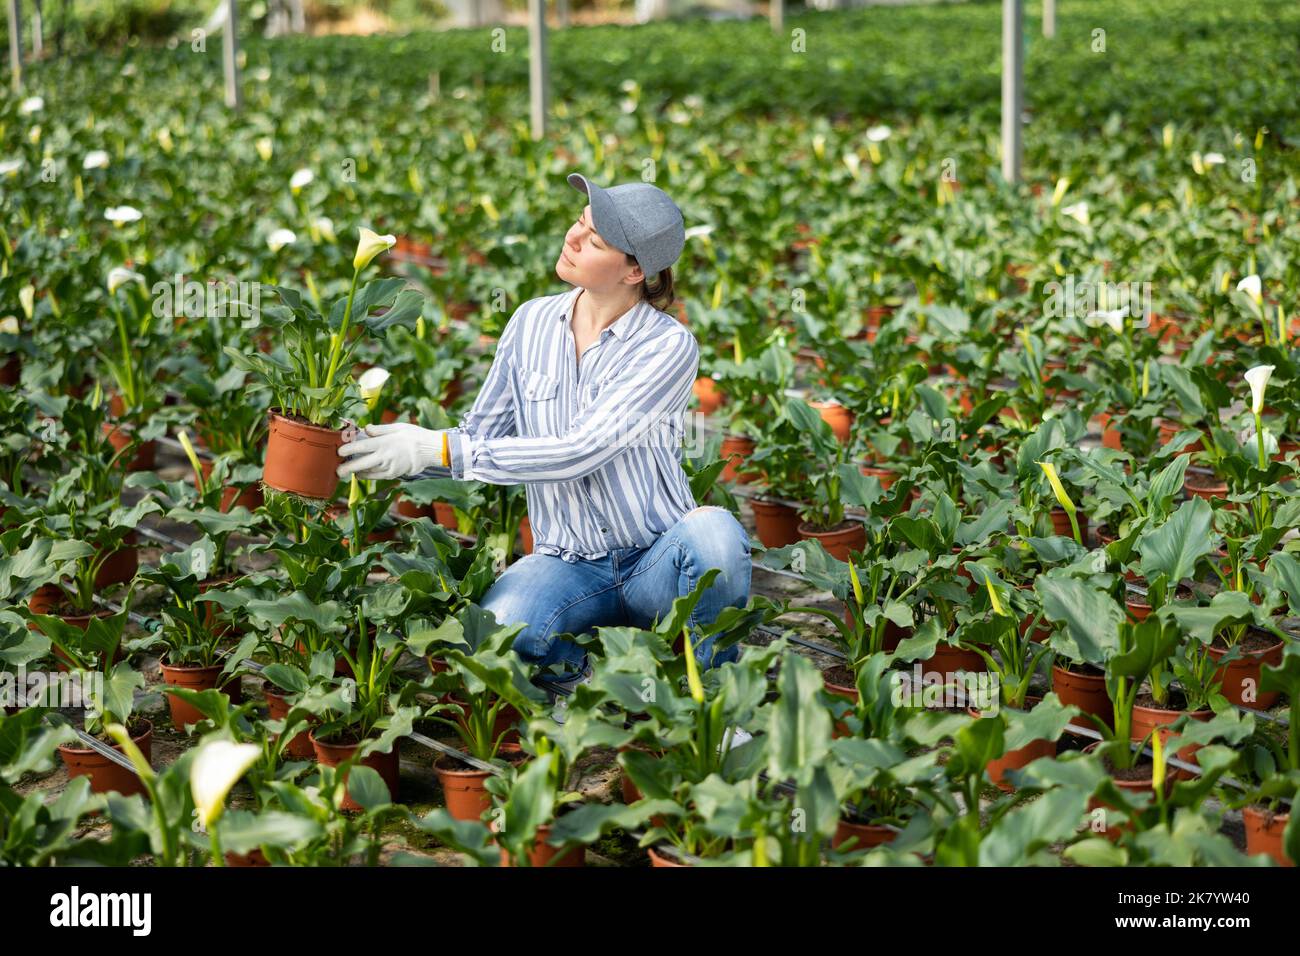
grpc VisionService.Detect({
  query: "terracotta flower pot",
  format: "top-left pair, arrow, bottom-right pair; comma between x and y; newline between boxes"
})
93,531 -> 139,588
102,422 -> 156,471
57,719 -> 152,797
1130,698 -> 1212,776
263,683 -> 316,759
809,400 -> 853,442
1205,637 -> 1284,709
1095,411 -> 1123,451
433,502 -> 459,530
832,817 -> 897,851
310,730 -> 402,812
1156,418 -> 1203,454
160,659 -> 243,729
1183,471 -> 1229,503
750,497 -> 801,548
926,641 -> 988,676
197,459 -> 264,512
519,514 -> 533,554
395,496 -> 436,519
262,408 -> 344,500
647,846 -> 688,867
1052,663 -> 1112,730
720,434 -> 759,483
225,848 -> 270,867
968,696 -> 1057,792
859,464 -> 897,490
434,753 -> 498,823
495,820 -> 585,868
1048,508 -> 1088,541
797,520 -> 866,561
1083,740 -> 1167,841
1242,805 -> 1293,867
693,377 -> 724,415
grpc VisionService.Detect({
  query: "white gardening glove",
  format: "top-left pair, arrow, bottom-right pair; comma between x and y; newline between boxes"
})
336,422 -> 442,480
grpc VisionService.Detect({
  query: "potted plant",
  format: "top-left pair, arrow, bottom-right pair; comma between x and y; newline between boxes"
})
224,228 -> 423,499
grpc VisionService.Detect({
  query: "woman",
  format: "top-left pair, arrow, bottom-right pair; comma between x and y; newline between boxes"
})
336,172 -> 752,696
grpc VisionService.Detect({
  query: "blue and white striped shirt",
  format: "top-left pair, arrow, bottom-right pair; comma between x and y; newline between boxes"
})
413,286 -> 700,562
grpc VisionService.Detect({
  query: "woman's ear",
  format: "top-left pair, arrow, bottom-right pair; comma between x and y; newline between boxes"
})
623,262 -> 644,286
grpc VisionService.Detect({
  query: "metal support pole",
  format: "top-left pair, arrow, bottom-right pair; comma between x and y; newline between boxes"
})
7,0 -> 21,92
528,0 -> 548,141
223,0 -> 241,109
30,0 -> 40,58
1043,0 -> 1054,38
557,0 -> 568,29
771,0 -> 783,35
1001,0 -> 1023,184
289,0 -> 305,32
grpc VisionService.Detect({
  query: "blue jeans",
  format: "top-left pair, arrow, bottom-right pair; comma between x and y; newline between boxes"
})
480,505 -> 753,671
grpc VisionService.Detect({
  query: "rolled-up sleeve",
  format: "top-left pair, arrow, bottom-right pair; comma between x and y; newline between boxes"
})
458,326 -> 697,486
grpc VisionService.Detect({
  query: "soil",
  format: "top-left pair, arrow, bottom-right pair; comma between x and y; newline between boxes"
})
1211,631 -> 1279,653
1134,690 -> 1190,712
823,664 -> 856,687
1101,751 -> 1156,782
1058,661 -> 1105,677
83,718 -> 150,748
271,408 -> 338,430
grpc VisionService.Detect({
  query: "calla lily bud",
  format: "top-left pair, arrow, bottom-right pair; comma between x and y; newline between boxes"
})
1245,364 -> 1275,416
107,267 -> 144,295
191,739 -> 261,829
1161,124 -> 1174,149
848,560 -> 864,607
18,285 -> 34,319
157,128 -> 174,153
1151,729 -> 1165,794
984,571 -> 1008,617
353,227 -> 396,270
1036,461 -> 1076,516
357,365 -> 390,409
1236,274 -> 1263,306
682,627 -> 705,704
105,723 -> 156,785
0,316 -> 18,335
314,216 -> 336,243
177,429 -> 205,485
255,137 -> 274,162
416,315 -> 426,341
1050,176 -> 1071,207
348,475 -> 362,508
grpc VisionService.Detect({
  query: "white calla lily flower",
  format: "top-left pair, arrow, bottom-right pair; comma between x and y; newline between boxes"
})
684,225 -> 714,241
358,366 -> 391,407
0,316 -> 19,335
353,227 -> 396,270
104,205 -> 143,225
191,739 -> 261,829
255,137 -> 274,162
267,228 -> 297,252
290,168 -> 314,192
1236,274 -> 1263,305
107,267 -> 145,295
1203,152 -> 1226,166
1245,364 -> 1275,416
18,286 -> 35,319
0,158 -> 22,177
1086,307 -> 1128,334
82,150 -> 110,170
1061,201 -> 1090,226
314,216 -> 336,243
866,125 -> 892,142
18,96 -> 43,115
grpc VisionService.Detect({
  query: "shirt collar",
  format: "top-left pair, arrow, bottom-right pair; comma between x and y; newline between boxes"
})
560,286 -> 649,340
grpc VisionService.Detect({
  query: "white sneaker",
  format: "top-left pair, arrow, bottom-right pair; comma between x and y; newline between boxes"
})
548,666 -> 594,726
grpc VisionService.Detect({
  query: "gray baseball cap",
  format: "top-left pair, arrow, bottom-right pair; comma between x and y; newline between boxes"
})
567,173 -> 685,276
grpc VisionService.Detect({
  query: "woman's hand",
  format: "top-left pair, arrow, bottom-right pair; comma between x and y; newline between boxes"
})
337,422 -> 442,480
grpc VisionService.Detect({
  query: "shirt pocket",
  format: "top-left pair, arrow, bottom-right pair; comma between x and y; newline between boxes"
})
519,367 -> 561,432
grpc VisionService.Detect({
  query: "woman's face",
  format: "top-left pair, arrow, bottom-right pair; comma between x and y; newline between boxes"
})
556,204 -> 644,292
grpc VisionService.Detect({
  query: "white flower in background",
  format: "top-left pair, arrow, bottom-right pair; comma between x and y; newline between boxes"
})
107,267 -> 145,295
191,739 -> 261,830
620,79 -> 639,93
843,151 -> 861,177
82,150 -> 110,170
1203,152 -> 1226,166
18,286 -> 35,319
620,98 -> 637,114
1086,306 -> 1128,334
157,128 -> 174,153
501,233 -> 527,245
353,227 -> 395,270
27,125 -> 40,145
267,228 -> 296,252
120,63 -> 137,77
314,216 -> 336,243
684,225 -> 715,241
290,168 -> 314,193
1050,176 -> 1071,207
1236,274 -> 1263,305
0,158 -> 22,177
0,316 -> 18,335
255,137 -> 273,162
1061,201 -> 1090,226
357,366 -> 391,408
866,125 -> 892,142
253,66 -> 272,82
18,96 -> 43,115
682,94 -> 704,110
1245,364 -> 1275,416
104,205 -> 143,225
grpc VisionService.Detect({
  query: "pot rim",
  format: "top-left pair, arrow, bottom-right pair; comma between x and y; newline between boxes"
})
56,718 -> 153,755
